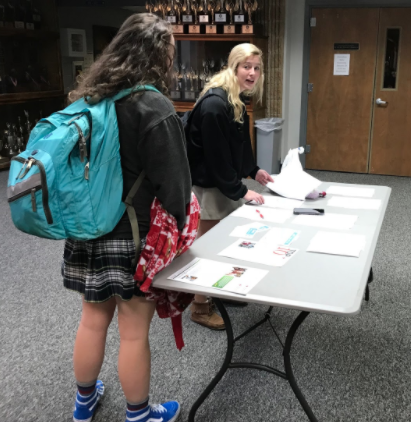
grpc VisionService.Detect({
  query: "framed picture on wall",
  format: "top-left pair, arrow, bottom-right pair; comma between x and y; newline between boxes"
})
61,28 -> 87,57
72,61 -> 84,84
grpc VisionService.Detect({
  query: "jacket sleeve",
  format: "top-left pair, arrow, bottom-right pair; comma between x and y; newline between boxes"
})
242,110 -> 260,179
200,96 -> 248,201
138,114 -> 192,231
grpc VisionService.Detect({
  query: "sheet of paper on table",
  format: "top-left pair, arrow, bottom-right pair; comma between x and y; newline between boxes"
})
229,222 -> 272,239
292,213 -> 358,230
230,205 -> 293,223
247,196 -> 303,209
326,186 -> 375,198
218,232 -> 299,267
266,166 -> 322,201
327,196 -> 381,210
307,231 -> 366,257
167,258 -> 268,295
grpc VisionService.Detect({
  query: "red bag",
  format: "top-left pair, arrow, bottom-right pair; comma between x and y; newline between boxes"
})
134,193 -> 200,350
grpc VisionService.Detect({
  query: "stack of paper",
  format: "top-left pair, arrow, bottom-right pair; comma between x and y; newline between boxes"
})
168,258 -> 268,295
307,232 -> 366,257
266,165 -> 322,201
327,196 -> 381,210
292,213 -> 358,230
327,186 -> 375,198
230,205 -> 292,223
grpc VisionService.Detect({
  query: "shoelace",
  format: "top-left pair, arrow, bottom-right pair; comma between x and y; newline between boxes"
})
151,404 -> 167,414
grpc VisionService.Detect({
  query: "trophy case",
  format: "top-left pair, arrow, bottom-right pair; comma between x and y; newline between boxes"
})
148,0 -> 266,153
172,33 -> 266,153
0,0 -> 64,170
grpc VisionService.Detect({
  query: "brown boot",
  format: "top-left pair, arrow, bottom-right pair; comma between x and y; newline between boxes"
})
190,300 -> 225,330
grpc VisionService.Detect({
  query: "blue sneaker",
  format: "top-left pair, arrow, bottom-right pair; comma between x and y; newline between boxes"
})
125,401 -> 180,422
73,380 -> 104,422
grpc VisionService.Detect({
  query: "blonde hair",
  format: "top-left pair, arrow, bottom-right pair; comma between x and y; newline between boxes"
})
200,43 -> 264,123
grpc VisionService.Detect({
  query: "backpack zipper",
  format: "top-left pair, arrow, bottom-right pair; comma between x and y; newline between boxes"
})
11,156 -> 53,225
73,121 -> 88,163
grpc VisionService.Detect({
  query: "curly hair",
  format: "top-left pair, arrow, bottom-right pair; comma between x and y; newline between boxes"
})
69,13 -> 174,104
200,43 -> 264,124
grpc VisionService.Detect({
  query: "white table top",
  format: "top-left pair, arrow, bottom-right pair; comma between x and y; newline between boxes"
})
153,182 -> 391,316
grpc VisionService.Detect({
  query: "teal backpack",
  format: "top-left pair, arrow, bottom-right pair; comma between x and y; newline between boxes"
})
7,85 -> 160,256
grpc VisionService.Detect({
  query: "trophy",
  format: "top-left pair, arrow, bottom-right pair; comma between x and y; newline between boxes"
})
214,0 -> 227,24
24,110 -> 32,145
170,64 -> 181,100
166,0 -> 177,24
243,0 -> 258,33
7,123 -> 17,157
154,0 -> 168,20
17,116 -> 24,152
145,1 -> 155,13
182,0 -> 193,24
2,127 -> 10,158
234,0 -> 245,24
172,1 -> 184,33
224,0 -> 236,33
188,0 -> 201,33
198,0 -> 209,24
206,0 -> 218,33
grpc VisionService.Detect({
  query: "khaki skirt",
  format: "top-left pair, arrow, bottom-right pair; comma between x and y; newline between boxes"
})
193,186 -> 245,220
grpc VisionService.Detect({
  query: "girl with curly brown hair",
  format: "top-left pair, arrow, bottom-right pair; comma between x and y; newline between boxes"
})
65,13 -> 189,422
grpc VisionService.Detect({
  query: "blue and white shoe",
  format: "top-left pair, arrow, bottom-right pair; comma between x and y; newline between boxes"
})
73,380 -> 105,422
125,401 -> 180,422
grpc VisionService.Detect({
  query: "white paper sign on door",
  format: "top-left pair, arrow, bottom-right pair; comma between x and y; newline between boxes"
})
334,54 -> 350,76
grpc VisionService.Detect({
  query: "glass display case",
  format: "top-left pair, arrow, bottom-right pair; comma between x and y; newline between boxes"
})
0,0 -> 64,169
171,33 -> 267,153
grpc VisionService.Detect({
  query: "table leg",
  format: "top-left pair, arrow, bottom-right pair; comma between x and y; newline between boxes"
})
188,298 -> 234,422
283,311 -> 318,422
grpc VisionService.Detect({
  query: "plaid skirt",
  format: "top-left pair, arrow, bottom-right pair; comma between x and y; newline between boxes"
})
62,238 -> 146,303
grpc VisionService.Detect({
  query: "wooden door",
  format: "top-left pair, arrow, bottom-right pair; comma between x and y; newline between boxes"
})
370,8 -> 411,176
306,8 -> 380,172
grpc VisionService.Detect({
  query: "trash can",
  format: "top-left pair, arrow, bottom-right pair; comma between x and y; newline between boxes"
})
255,118 -> 284,174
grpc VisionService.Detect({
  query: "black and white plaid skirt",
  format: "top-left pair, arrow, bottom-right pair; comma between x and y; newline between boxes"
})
62,238 -> 146,303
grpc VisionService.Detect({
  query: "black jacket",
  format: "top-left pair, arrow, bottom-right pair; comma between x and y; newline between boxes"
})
187,88 -> 259,201
102,90 -> 192,240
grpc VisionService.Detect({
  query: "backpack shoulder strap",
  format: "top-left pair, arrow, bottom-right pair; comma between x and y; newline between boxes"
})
124,170 -> 146,267
186,88 -> 227,126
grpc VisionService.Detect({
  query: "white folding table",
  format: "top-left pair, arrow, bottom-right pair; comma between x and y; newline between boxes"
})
153,182 -> 391,422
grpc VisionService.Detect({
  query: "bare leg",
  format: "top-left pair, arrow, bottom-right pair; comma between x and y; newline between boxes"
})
195,219 -> 219,304
73,298 -> 116,384
117,296 -> 156,403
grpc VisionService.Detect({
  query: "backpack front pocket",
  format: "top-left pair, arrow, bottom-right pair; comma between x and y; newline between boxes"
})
7,151 -> 65,239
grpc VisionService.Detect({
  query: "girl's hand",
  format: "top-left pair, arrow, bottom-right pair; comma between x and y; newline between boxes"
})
255,169 -> 274,186
243,190 -> 265,204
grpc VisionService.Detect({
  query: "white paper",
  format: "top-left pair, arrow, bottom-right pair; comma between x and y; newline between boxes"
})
168,258 -> 268,295
218,238 -> 298,267
247,196 -> 303,210
230,204 -> 292,223
266,166 -> 322,201
292,213 -> 358,230
229,222 -> 271,239
259,227 -> 300,247
326,186 -> 375,198
307,231 -> 366,257
334,54 -> 350,76
327,196 -> 381,210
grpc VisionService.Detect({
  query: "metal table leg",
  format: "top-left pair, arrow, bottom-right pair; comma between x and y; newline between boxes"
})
189,300 -> 318,422
284,311 -> 318,422
188,298 -> 234,422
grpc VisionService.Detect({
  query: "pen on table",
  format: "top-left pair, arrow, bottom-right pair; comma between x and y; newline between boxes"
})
256,209 -> 264,219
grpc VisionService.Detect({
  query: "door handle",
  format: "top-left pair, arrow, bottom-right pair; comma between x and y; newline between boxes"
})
376,98 -> 389,106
